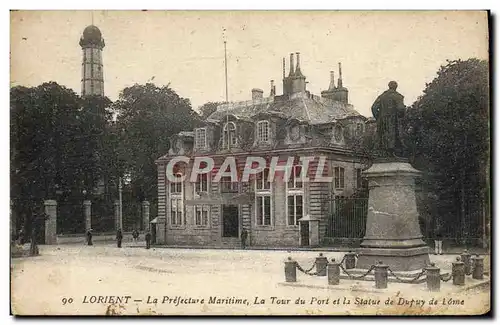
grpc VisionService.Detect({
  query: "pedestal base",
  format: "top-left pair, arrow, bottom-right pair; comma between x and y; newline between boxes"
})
358,161 -> 430,272
357,246 -> 430,272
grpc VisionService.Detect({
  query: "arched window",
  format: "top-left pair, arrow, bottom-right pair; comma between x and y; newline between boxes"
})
334,125 -> 343,142
355,123 -> 364,137
257,120 -> 270,143
223,122 -> 237,149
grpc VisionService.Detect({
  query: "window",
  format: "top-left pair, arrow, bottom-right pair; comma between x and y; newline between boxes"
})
334,125 -> 343,142
170,198 -> 184,225
169,173 -> 184,226
288,165 -> 303,190
256,168 -> 271,191
220,176 -> 239,193
195,128 -> 207,149
334,167 -> 345,189
286,164 -> 304,226
194,205 -> 210,226
257,121 -> 270,143
255,167 -> 272,226
223,122 -> 237,149
256,196 -> 272,226
355,123 -> 364,137
287,195 -> 303,226
194,173 -> 209,195
170,173 -> 183,194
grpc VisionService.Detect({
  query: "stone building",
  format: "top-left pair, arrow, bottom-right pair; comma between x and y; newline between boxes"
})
155,53 -> 368,248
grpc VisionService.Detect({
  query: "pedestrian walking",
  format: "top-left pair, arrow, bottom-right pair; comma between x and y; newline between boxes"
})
116,229 -> 123,248
86,229 -> 93,246
145,230 -> 151,249
241,229 -> 248,249
132,229 -> 139,244
434,221 -> 443,255
17,228 -> 25,246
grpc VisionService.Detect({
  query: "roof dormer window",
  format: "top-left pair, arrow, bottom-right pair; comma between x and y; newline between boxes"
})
223,122 -> 237,149
257,120 -> 270,143
195,128 -> 207,149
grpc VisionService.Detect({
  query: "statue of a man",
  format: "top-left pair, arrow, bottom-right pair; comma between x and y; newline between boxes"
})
371,81 -> 406,158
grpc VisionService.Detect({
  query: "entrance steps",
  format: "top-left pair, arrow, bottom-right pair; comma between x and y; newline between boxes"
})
221,237 -> 241,249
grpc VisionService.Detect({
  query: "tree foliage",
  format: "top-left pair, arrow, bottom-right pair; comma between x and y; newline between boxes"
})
113,83 -> 200,202
10,82 -> 113,233
406,59 -> 489,240
198,101 -> 223,119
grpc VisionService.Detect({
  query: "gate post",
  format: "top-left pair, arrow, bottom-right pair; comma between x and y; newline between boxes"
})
83,200 -> 92,231
114,200 -> 122,230
142,201 -> 150,231
44,200 -> 57,245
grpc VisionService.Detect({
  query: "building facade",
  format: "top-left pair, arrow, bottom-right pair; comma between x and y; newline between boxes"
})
155,53 -> 369,248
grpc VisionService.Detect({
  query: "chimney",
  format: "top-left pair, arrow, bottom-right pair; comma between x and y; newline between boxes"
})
270,80 -> 276,96
338,62 -> 343,88
295,52 -> 303,76
289,53 -> 295,76
329,70 -> 336,90
282,58 -> 286,79
252,88 -> 264,100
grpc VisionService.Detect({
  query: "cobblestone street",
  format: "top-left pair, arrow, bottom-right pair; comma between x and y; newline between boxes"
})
10,243 -> 490,315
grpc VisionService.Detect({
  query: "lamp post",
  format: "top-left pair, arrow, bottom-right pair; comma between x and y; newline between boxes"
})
118,177 -> 123,230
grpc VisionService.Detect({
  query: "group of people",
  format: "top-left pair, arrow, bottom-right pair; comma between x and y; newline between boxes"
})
85,228 -> 152,249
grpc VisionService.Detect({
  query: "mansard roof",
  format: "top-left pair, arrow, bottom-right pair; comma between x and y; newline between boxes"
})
207,94 -> 362,125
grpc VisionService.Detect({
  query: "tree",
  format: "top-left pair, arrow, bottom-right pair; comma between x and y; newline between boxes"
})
112,83 -> 199,210
10,82 -> 114,234
406,59 -> 489,245
198,101 -> 223,119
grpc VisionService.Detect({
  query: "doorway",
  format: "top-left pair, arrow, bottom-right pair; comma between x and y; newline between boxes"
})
222,205 -> 239,237
300,222 -> 309,247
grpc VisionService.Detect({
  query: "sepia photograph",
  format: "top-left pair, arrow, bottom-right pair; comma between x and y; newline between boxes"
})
9,9 -> 491,316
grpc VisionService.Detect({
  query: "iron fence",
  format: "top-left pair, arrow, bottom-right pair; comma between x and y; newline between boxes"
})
325,197 -> 368,243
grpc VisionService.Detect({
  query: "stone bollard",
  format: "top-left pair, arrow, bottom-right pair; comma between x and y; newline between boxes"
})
452,257 -> 465,286
285,257 -> 297,283
344,251 -> 357,269
374,261 -> 389,289
327,258 -> 340,285
472,254 -> 484,280
460,249 -> 472,275
315,253 -> 328,276
426,263 -> 441,292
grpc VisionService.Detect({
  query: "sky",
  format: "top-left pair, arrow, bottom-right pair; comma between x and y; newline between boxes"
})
10,10 -> 489,117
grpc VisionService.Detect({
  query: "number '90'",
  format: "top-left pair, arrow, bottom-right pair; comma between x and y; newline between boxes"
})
62,297 -> 74,305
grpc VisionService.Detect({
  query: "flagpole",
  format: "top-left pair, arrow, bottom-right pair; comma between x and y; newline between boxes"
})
224,40 -> 228,103
223,28 -> 230,151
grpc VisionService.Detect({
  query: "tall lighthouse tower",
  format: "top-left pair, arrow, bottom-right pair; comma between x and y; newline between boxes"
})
79,25 -> 105,96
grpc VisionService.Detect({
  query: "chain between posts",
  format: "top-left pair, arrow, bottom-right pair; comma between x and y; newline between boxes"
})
439,273 -> 453,282
339,264 -> 375,280
295,261 -> 327,276
387,267 -> 427,284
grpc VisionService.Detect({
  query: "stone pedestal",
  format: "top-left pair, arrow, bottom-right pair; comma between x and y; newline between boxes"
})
83,200 -> 92,231
114,200 -> 122,230
44,200 -> 57,245
356,161 -> 430,272
142,201 -> 150,231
